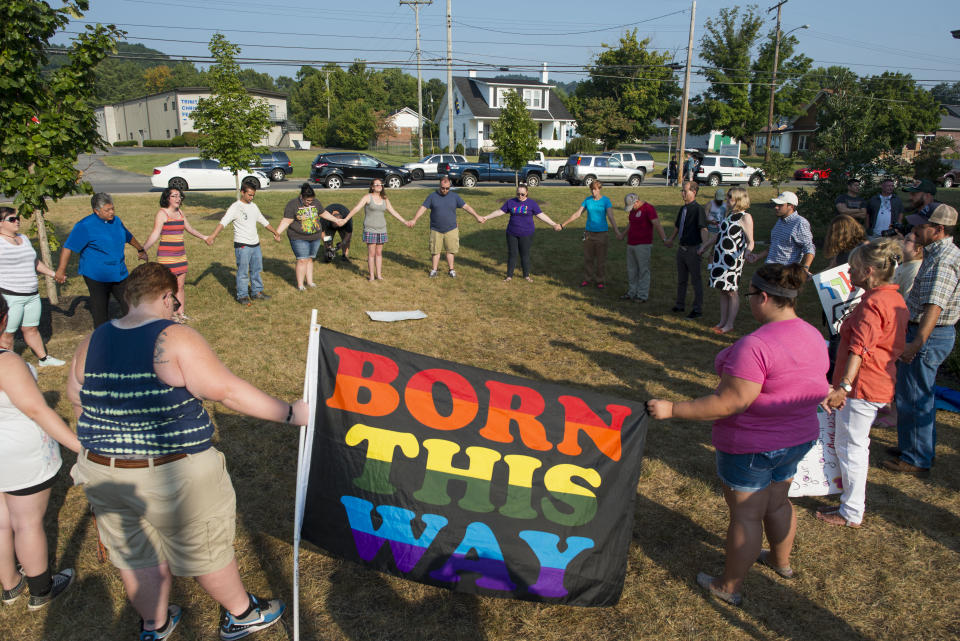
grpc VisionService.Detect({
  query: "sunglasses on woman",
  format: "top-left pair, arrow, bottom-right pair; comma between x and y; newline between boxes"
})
4,216 -> 20,222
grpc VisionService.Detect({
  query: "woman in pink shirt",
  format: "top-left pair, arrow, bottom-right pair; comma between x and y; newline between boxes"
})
818,239 -> 907,527
647,263 -> 829,606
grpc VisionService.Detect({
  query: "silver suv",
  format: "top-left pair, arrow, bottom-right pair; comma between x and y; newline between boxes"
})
602,151 -> 655,178
695,155 -> 764,187
560,154 -> 646,186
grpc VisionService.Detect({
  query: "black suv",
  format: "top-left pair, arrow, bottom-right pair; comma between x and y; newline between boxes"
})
251,151 -> 292,182
309,152 -> 413,189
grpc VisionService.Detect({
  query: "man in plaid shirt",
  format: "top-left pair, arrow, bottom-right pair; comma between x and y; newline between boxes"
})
884,203 -> 960,478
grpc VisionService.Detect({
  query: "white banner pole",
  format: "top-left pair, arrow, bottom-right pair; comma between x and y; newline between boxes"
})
293,309 -> 320,641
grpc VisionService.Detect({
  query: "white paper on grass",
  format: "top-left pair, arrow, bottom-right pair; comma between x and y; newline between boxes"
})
789,409 -> 842,497
366,310 -> 428,322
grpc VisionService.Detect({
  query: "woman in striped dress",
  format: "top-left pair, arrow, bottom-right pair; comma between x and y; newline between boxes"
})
143,188 -> 208,322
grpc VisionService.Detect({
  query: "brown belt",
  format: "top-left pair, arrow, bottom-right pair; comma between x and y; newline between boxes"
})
85,451 -> 187,468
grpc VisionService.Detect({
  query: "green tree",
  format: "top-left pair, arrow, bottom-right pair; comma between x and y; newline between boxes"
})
695,5 -> 813,155
760,151 -> 794,192
303,115 -> 330,146
490,90 -> 539,186
931,81 -> 960,105
328,101 -> 376,149
912,136 -> 952,182
190,34 -> 270,197
566,96 -> 634,150
0,0 -> 121,304
571,29 -> 679,147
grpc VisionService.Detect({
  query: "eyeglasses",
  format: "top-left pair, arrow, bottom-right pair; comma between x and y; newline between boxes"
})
372,183 -> 383,188
3,216 -> 19,222
167,292 -> 181,311
743,290 -> 764,300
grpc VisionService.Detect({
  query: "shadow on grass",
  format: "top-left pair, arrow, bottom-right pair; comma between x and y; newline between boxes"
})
191,261 -> 236,298
632,493 -> 868,641
183,192 -> 237,213
326,562 -> 488,641
212,409 -> 300,613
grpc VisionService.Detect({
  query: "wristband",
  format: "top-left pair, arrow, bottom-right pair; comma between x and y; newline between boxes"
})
286,404 -> 294,423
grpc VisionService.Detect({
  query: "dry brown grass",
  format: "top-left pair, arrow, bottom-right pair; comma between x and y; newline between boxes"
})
2,185 -> 959,641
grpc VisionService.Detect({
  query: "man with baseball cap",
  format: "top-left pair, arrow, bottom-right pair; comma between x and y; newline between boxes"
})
747,191 -> 815,272
900,179 -> 941,225
885,203 -> 960,478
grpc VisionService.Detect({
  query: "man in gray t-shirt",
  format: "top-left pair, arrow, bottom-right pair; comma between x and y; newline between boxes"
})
410,176 -> 482,277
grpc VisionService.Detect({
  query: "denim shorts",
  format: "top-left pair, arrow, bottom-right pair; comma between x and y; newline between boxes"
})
289,237 -> 322,259
716,440 -> 815,493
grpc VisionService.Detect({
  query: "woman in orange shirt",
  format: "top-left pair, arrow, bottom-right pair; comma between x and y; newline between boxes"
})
819,238 -> 908,527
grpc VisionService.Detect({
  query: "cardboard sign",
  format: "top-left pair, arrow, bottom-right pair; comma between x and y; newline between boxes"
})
789,409 -> 842,497
812,264 -> 863,335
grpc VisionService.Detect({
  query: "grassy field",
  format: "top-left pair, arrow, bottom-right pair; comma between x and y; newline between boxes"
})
3,184 -> 960,640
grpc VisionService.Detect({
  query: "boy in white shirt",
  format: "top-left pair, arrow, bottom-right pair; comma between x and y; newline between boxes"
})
207,183 -> 280,304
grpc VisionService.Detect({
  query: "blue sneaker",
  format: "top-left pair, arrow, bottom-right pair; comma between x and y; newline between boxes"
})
219,594 -> 285,640
2,568 -> 25,604
139,604 -> 182,640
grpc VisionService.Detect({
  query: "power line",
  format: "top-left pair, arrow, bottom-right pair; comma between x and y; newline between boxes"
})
451,8 -> 689,36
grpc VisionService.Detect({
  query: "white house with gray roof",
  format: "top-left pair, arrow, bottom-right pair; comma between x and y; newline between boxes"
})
435,68 -> 575,153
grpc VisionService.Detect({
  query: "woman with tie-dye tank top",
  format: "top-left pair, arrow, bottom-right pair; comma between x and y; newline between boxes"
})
143,188 -> 209,323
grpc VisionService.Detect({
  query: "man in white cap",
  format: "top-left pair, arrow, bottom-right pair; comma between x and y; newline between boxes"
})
746,191 -> 815,272
884,203 -> 960,478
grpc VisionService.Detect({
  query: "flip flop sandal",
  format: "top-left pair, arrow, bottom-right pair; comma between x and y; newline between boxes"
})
816,511 -> 861,528
756,550 -> 795,579
696,572 -> 742,606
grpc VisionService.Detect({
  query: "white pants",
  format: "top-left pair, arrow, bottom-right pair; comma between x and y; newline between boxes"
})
835,398 -> 884,524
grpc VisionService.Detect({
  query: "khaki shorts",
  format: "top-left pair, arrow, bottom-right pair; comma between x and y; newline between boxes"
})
73,447 -> 237,577
429,228 -> 459,255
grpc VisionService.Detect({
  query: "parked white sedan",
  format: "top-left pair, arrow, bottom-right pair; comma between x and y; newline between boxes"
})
150,157 -> 270,191
401,154 -> 468,180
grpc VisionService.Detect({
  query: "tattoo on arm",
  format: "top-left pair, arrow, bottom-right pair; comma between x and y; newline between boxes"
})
153,331 -> 170,365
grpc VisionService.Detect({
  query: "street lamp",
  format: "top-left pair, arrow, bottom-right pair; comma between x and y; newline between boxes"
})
764,23 -> 808,162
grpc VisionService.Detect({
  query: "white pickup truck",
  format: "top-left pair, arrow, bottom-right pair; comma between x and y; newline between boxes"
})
529,151 -> 566,178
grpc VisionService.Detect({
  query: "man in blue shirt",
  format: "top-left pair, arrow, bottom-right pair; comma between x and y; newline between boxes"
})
747,191 -> 815,271
55,193 -> 148,327
410,176 -> 482,277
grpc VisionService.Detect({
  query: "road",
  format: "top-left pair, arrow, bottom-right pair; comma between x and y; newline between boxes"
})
77,150 -> 809,195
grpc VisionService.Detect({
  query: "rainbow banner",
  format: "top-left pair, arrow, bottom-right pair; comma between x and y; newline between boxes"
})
300,328 -> 648,606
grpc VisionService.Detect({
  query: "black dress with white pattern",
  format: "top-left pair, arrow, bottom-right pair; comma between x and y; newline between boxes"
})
709,211 -> 747,291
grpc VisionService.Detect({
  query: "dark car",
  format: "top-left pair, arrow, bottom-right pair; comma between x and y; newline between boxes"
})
940,158 -> 960,188
252,151 -> 292,182
309,152 -> 413,189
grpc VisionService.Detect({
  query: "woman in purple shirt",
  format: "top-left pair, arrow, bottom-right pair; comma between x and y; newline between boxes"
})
647,263 -> 829,607
481,185 -> 561,281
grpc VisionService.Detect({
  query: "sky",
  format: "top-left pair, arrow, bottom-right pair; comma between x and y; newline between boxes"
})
56,0 -> 960,93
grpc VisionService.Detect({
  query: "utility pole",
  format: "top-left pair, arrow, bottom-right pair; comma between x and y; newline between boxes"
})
446,0 -> 454,152
401,0 -> 432,158
764,0 -> 787,162
677,0 -> 696,180
325,69 -> 331,120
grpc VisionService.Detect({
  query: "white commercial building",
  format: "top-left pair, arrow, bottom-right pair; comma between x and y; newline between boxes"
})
94,87 -> 293,147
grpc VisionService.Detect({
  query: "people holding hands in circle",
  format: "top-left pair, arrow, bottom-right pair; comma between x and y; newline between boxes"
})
562,181 -> 621,289
647,263 -> 829,607
0,207 -> 65,366
55,193 -> 149,327
141,188 -> 208,322
480,185 -> 561,282
337,180 -> 411,281
275,184 -> 348,289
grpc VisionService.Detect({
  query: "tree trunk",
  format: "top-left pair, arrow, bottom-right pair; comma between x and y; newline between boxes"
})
235,172 -> 241,201
33,208 -> 59,306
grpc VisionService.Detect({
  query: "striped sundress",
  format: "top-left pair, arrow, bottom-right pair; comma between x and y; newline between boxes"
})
157,216 -> 188,275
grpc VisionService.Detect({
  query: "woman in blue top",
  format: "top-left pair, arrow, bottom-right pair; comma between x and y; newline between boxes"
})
481,185 -> 561,281
561,181 -> 622,289
54,193 -> 148,328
